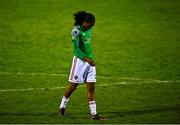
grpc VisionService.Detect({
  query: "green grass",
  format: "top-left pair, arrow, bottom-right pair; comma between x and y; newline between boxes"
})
0,0 -> 180,124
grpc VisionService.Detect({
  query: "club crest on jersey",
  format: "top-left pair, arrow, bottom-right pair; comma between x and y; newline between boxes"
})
85,38 -> 91,43
74,75 -> 78,80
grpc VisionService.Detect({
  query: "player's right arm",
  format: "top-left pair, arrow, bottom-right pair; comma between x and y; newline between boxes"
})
72,27 -> 95,66
72,27 -> 86,60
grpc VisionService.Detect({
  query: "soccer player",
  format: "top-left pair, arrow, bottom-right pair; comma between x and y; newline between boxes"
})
59,11 -> 105,120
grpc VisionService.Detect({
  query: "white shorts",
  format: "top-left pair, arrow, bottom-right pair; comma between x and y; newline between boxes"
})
68,56 -> 96,83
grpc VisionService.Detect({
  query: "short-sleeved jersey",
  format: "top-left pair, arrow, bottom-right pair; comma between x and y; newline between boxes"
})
71,26 -> 95,61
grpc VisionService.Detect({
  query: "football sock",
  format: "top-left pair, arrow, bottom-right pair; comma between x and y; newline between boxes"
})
89,101 -> 97,115
60,96 -> 69,109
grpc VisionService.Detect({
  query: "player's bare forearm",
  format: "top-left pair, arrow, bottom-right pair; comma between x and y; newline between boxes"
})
84,57 -> 96,66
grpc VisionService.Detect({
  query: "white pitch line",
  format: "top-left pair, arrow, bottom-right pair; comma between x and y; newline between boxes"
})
0,71 -> 67,77
0,71 -> 180,93
0,81 -> 176,93
0,86 -> 67,93
0,71 -> 180,83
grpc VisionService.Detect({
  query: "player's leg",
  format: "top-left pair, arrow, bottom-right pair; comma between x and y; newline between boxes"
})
59,82 -> 78,115
64,82 -> 78,98
59,56 -> 86,116
86,82 -> 106,120
86,82 -> 97,115
86,65 -> 97,116
86,65 -> 106,120
59,56 -> 78,116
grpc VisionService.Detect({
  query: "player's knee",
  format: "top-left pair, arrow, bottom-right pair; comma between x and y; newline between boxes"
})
69,83 -> 77,91
72,86 -> 77,91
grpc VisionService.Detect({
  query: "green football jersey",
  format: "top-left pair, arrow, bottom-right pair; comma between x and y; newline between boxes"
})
71,26 -> 95,61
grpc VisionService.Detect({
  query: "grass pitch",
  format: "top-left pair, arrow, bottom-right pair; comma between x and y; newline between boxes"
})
0,0 -> 180,124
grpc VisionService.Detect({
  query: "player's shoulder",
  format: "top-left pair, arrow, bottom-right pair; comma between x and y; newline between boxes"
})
85,28 -> 92,35
85,28 -> 92,37
71,26 -> 81,36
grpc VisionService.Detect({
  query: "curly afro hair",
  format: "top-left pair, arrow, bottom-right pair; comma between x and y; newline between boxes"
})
73,11 -> 95,27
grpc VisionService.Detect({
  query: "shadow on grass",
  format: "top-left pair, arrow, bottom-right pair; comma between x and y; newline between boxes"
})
0,104 -> 179,119
0,111 -> 89,119
103,104 -> 180,118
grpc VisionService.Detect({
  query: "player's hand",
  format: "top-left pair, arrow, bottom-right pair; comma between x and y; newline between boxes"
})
84,57 -> 96,66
